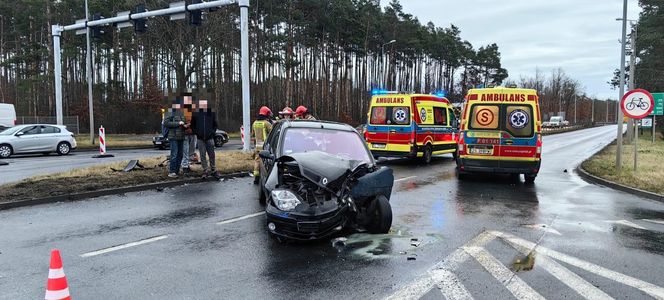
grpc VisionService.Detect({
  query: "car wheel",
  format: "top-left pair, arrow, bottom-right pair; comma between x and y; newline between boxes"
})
525,174 -> 536,184
57,142 -> 71,156
368,195 -> 392,234
215,136 -> 225,148
422,145 -> 433,164
0,144 -> 12,158
456,166 -> 467,180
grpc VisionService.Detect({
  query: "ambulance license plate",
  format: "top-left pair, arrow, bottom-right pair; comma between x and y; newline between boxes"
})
469,148 -> 492,155
372,143 -> 386,149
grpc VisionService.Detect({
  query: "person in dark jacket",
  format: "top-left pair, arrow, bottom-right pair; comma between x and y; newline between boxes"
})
191,100 -> 219,178
163,102 -> 186,177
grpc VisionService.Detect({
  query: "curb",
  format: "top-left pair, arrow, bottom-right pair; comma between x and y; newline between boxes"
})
75,146 -> 156,152
576,163 -> 664,204
0,172 -> 251,211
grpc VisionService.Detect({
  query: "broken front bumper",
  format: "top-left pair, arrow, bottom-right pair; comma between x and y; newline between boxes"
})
265,204 -> 349,241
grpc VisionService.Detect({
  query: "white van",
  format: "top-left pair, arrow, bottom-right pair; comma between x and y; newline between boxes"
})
0,104 -> 16,130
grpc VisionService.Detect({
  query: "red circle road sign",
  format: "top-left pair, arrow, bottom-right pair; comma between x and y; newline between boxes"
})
621,89 -> 654,119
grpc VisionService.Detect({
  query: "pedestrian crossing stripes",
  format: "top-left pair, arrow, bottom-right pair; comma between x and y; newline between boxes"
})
386,230 -> 664,300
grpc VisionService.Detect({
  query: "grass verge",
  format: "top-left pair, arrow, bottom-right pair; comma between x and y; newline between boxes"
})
582,133 -> 664,195
0,150 -> 253,202
75,134 -> 155,149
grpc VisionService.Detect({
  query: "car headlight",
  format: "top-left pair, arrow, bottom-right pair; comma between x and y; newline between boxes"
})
271,189 -> 301,211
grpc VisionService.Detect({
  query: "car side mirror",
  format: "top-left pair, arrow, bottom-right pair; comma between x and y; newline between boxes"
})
259,150 -> 274,160
15,132 -> 23,137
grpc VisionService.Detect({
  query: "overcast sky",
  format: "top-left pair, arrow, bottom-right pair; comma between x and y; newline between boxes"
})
394,1 -> 641,99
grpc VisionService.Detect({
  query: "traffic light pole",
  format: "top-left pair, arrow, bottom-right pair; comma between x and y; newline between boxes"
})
51,0 -> 251,150
85,0 -> 95,145
239,0 -> 251,152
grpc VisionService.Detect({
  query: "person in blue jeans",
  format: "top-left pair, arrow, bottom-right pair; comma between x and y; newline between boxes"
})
191,100 -> 220,179
163,102 -> 186,178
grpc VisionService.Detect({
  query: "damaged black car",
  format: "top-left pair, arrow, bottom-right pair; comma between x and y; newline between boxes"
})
257,120 -> 394,241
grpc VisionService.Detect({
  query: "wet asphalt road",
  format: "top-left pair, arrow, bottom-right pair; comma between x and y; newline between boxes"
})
0,139 -> 242,185
2,125 -> 664,299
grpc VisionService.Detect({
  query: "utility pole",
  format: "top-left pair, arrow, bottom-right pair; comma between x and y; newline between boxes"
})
616,0 -> 628,173
85,0 -> 95,145
574,94 -> 577,124
627,25 -> 637,143
591,98 -> 595,124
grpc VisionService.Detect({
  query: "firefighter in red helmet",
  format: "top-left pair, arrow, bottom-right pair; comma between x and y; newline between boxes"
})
252,106 -> 273,183
295,105 -> 316,120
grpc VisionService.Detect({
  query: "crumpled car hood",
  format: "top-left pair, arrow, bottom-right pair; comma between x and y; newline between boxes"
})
277,151 -> 366,191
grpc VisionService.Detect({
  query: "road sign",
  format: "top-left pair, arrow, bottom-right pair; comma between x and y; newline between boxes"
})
621,89 -> 654,119
641,117 -> 653,128
651,93 -> 664,116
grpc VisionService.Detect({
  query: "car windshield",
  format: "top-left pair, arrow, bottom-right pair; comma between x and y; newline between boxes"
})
281,127 -> 372,163
550,117 -> 563,122
0,126 -> 21,135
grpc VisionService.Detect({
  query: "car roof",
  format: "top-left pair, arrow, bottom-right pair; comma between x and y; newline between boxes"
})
279,120 -> 356,132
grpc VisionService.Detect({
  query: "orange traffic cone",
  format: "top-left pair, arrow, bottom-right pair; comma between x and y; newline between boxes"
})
45,249 -> 71,300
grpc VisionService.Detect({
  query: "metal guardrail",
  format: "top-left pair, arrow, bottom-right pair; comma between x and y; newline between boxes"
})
16,116 -> 80,134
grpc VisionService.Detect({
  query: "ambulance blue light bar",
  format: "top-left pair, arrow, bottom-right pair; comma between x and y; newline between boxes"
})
371,89 -> 398,95
432,90 -> 447,98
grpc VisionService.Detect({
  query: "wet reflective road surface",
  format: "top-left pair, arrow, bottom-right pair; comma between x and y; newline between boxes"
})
2,126 -> 664,299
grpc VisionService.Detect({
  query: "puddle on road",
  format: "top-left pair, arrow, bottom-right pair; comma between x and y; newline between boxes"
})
331,226 -> 442,261
512,250 -> 536,272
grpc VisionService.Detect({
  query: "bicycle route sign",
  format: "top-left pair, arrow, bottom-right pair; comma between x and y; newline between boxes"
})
651,93 -> 664,116
621,89 -> 654,119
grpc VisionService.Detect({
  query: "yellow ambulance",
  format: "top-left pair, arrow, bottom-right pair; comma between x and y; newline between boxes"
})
456,87 -> 542,183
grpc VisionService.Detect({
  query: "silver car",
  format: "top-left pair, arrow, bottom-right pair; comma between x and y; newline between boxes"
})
0,124 -> 77,158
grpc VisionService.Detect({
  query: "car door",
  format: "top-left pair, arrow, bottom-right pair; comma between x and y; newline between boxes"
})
500,104 -> 537,162
13,126 -> 41,153
39,125 -> 62,151
465,103 -> 502,165
260,122 -> 282,183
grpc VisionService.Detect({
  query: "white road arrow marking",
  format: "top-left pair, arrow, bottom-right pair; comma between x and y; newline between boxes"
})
605,220 -> 646,230
523,224 -> 562,235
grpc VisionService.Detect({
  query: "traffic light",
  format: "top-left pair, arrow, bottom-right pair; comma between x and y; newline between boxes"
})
189,0 -> 202,26
133,4 -> 147,33
90,13 -> 104,39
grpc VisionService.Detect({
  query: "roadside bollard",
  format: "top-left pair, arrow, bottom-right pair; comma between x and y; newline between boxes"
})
241,126 -> 245,145
92,125 -> 115,158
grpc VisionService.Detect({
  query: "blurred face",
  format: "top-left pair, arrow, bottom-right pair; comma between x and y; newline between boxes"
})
199,100 -> 208,109
184,96 -> 193,105
172,104 -> 181,110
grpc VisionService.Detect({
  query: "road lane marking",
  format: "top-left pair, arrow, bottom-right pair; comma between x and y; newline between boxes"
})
643,219 -> 664,226
80,235 -> 168,258
395,176 -> 417,183
463,246 -> 545,300
386,231 -> 495,300
505,236 -> 614,300
490,231 -> 664,299
216,212 -> 265,225
605,220 -> 646,230
432,269 -> 473,300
